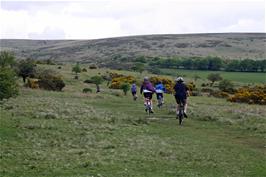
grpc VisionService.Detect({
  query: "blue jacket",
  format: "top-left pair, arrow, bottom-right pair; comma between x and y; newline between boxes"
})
155,83 -> 166,93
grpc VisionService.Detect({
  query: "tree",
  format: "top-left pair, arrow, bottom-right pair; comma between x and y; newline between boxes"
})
258,60 -> 266,72
225,60 -> 240,72
0,51 -> 15,68
181,58 -> 193,69
207,73 -> 222,86
0,51 -> 18,100
72,63 -> 81,79
90,76 -> 104,93
0,68 -> 18,100
17,59 -> 36,83
218,79 -> 234,93
132,62 -> 145,73
207,56 -> 223,70
120,83 -> 130,95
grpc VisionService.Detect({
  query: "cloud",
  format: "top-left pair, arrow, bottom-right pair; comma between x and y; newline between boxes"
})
0,0 -> 265,39
28,27 -> 66,39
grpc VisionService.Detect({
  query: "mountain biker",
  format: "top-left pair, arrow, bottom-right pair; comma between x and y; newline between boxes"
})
155,81 -> 166,106
174,77 -> 189,118
131,83 -> 138,100
140,77 -> 156,113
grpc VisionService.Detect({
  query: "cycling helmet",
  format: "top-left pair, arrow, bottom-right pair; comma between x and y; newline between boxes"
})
144,76 -> 149,81
175,77 -> 184,82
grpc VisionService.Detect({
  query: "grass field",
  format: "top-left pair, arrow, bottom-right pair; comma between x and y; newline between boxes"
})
160,68 -> 266,84
1,65 -> 266,177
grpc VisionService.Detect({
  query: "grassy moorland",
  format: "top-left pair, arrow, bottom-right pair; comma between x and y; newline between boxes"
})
1,65 -> 266,177
160,68 -> 266,84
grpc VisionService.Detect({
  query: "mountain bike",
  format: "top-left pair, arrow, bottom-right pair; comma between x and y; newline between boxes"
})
177,101 -> 185,125
157,95 -> 163,108
145,98 -> 152,115
133,94 -> 138,101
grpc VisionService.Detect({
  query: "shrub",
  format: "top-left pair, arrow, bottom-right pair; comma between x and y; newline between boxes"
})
84,79 -> 93,84
0,68 -> 18,100
187,82 -> 196,92
210,91 -> 230,98
27,78 -> 39,89
228,85 -> 266,105
89,64 -> 97,69
218,79 -> 235,93
120,83 -> 130,95
0,51 -> 15,68
109,73 -> 136,89
83,88 -> 92,93
207,73 -> 222,86
82,68 -> 87,72
34,68 -> 65,91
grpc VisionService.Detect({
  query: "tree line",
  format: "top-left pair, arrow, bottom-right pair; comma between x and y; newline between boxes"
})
148,56 -> 266,72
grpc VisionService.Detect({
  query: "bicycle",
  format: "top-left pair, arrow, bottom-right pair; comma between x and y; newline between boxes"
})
133,94 -> 138,101
157,95 -> 163,108
177,101 -> 185,125
145,98 -> 152,115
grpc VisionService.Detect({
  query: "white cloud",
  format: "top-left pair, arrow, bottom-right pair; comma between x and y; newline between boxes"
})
0,0 -> 265,39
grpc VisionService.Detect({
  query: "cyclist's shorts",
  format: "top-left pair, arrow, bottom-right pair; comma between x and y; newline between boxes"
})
175,96 -> 186,105
131,91 -> 136,96
156,93 -> 163,100
144,92 -> 153,99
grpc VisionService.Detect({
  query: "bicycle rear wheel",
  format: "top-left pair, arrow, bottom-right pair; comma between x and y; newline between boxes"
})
178,103 -> 184,125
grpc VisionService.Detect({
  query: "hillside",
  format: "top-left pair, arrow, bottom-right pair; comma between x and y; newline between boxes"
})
1,33 -> 266,64
1,64 -> 266,176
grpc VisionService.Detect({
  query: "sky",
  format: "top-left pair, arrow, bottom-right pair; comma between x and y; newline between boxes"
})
0,0 -> 265,39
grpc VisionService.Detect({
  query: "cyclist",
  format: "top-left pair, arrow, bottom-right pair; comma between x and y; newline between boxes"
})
174,77 -> 189,118
155,81 -> 166,107
140,77 -> 156,113
131,83 -> 138,100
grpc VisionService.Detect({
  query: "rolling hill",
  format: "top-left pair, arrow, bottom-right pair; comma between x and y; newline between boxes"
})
1,33 -> 265,64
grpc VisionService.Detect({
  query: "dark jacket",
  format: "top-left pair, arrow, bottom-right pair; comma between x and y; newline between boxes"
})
174,82 -> 188,99
140,81 -> 155,94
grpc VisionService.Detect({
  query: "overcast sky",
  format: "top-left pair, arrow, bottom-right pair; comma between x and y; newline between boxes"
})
0,0 -> 265,39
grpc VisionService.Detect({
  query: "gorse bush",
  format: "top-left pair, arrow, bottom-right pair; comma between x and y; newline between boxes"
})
27,78 -> 39,89
228,85 -> 266,105
34,68 -> 65,91
109,73 -> 136,89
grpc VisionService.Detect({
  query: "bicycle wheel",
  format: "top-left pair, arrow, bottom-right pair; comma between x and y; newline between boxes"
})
178,103 -> 184,125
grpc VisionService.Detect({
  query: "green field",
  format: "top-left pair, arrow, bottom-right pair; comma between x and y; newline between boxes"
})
160,68 -> 266,84
1,65 -> 266,177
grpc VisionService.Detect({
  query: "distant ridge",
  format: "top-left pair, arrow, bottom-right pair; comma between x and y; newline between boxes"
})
1,33 -> 265,63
